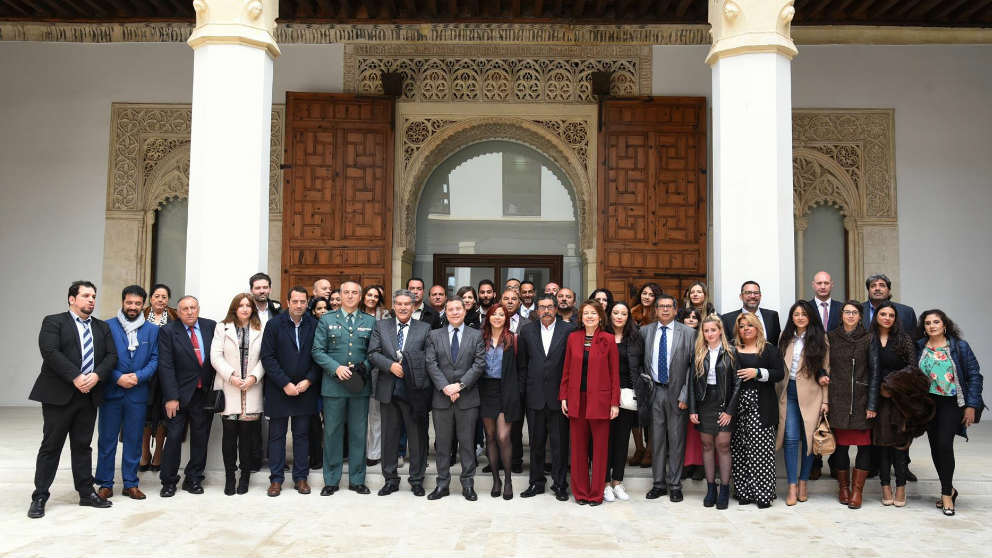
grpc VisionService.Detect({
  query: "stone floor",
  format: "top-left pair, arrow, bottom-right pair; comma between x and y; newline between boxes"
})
3,406 -> 992,557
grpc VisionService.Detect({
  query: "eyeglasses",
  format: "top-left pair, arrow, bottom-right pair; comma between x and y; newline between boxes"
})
656,304 -> 675,309
742,290 -> 761,296
842,310 -> 860,316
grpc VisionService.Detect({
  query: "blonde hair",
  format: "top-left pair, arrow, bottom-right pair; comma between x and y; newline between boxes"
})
694,314 -> 735,377
734,312 -> 768,353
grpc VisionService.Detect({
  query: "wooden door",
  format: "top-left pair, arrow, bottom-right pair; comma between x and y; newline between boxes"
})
282,93 -> 394,294
598,97 -> 707,304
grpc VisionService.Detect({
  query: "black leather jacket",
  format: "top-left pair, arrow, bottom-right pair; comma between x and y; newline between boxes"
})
687,347 -> 742,418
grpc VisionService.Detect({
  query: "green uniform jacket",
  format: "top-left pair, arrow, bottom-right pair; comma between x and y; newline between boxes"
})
312,309 -> 375,398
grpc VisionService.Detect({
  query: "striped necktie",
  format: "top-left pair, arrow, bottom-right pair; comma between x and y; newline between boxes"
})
78,317 -> 94,374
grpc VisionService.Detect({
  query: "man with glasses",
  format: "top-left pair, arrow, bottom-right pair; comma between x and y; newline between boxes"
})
640,294 -> 695,502
720,281 -> 782,346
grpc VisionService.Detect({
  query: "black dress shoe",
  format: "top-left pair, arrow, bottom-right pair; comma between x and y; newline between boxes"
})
554,488 -> 570,501
691,467 -> 705,482
160,484 -> 177,498
756,501 -> 772,509
139,463 -> 151,472
588,500 -> 603,506
182,481 -> 204,495
377,484 -> 399,496
906,469 -> 918,482
79,491 -> 112,508
27,498 -> 45,519
463,487 -> 478,501
577,499 -> 588,505
366,459 -> 380,467
320,486 -> 338,496
520,484 -> 545,498
482,464 -> 493,473
646,487 -> 667,500
512,464 -> 523,474
670,489 -> 684,502
427,487 -> 450,500
411,485 -> 426,497
348,484 -> 371,495
543,462 -> 552,473
310,462 -> 323,470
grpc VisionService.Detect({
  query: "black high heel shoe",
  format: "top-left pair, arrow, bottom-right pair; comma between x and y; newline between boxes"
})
503,477 -> 513,500
491,477 -> 502,498
939,489 -> 959,516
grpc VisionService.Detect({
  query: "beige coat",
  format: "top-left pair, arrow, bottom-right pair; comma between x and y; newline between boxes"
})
210,321 -> 265,416
775,337 -> 829,454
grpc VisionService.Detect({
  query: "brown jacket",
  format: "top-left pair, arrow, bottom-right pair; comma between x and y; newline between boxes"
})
776,337 -> 830,454
827,325 -> 876,430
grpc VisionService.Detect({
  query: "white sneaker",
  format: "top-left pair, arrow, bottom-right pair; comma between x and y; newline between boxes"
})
603,485 -> 616,502
612,484 -> 630,501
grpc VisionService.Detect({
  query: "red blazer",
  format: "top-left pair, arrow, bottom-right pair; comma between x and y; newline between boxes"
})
559,329 -> 619,420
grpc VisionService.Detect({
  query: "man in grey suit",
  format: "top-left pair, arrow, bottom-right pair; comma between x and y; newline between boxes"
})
640,293 -> 695,502
425,298 -> 487,501
367,289 -> 433,497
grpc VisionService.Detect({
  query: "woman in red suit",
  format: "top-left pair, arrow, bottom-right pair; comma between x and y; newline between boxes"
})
560,300 -> 620,505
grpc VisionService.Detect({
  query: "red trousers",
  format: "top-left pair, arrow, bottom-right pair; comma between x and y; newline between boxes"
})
569,394 -> 610,503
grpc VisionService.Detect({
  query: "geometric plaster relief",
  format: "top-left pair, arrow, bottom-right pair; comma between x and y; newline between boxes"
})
344,43 -> 651,104
792,109 -> 898,298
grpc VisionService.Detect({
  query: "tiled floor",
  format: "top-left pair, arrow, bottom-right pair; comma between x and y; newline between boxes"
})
2,406 -> 991,557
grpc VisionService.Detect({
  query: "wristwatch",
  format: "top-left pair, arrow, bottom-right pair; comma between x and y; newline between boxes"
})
458,382 -> 465,391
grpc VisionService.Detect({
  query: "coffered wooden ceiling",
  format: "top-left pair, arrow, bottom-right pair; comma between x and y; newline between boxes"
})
0,0 -> 989,27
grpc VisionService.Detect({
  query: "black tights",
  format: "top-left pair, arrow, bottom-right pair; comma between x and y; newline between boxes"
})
877,446 -> 908,487
928,394 -> 963,496
483,415 -> 513,482
221,419 -> 255,475
699,431 -> 732,485
833,445 -> 871,471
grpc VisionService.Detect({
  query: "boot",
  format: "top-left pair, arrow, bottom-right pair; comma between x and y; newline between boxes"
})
139,426 -> 152,471
150,424 -> 166,470
224,472 -> 236,496
837,469 -> 850,505
703,482 -> 717,508
716,484 -> 730,510
237,472 -> 250,495
628,428 -> 645,466
848,469 -> 869,509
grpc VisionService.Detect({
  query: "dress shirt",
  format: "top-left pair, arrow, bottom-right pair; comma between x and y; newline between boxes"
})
707,346 -> 719,385
814,297 -> 832,328
290,315 -> 303,350
540,320 -> 556,354
652,321 -> 675,383
509,313 -> 521,334
395,318 -> 410,352
519,303 -> 535,319
412,304 -> 425,321
789,332 -> 805,380
447,323 -> 463,345
69,309 -> 92,372
257,304 -> 271,325
185,321 -> 204,363
485,345 -> 504,379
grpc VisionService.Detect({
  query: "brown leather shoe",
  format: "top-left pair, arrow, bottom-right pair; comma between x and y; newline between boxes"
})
295,480 -> 311,494
837,469 -> 851,505
97,487 -> 113,500
123,487 -> 146,500
267,482 -> 282,497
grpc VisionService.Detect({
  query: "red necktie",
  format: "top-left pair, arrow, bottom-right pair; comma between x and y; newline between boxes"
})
189,327 -> 204,388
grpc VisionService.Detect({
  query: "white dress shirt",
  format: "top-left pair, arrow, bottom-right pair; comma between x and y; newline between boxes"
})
707,346 -> 720,385
540,320 -> 556,355
789,332 -> 806,380
519,303 -> 535,319
395,318 -> 410,352
509,313 -> 521,334
651,321 -> 675,382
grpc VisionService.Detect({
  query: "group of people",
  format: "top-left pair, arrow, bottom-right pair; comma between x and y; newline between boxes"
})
28,270 -> 983,518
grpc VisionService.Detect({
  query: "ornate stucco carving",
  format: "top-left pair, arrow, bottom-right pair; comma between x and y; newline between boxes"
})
344,43 -> 650,103
187,0 -> 280,58
706,0 -> 798,64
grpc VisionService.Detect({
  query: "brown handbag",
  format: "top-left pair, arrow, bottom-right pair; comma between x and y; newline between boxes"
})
812,412 -> 836,456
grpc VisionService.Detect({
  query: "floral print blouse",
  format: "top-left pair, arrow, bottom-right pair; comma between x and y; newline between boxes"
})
921,345 -> 957,397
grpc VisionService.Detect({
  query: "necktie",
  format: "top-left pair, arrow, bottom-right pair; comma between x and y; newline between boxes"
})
657,324 -> 669,384
347,312 -> 355,329
77,318 -> 94,375
294,322 -> 300,351
821,301 -> 829,329
189,326 -> 204,388
450,327 -> 460,363
397,322 -> 407,351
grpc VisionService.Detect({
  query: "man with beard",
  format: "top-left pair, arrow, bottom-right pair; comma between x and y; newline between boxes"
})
477,279 -> 497,319
407,278 -> 440,329
428,284 -> 448,327
518,280 -> 537,319
544,282 -> 560,296
95,285 -> 159,501
555,287 -> 577,324
250,272 -> 282,325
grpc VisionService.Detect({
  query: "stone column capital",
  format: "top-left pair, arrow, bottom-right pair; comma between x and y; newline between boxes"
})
705,0 -> 798,65
187,0 -> 280,58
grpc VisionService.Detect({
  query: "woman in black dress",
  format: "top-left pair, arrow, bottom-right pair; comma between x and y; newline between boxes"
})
479,302 -> 522,499
688,314 -> 739,509
730,312 -> 784,508
602,302 -> 642,502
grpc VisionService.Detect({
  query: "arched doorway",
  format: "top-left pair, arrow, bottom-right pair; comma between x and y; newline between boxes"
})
413,139 -> 581,294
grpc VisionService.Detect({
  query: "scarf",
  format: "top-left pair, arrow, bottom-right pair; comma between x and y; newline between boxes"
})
117,309 -> 146,352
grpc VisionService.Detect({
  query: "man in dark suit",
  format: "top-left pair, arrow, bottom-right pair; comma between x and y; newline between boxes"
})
640,294 -> 695,502
517,294 -> 577,501
157,295 -> 216,497
407,277 -> 441,329
861,273 -> 917,333
721,280 -> 782,346
425,298 -> 487,501
810,271 -> 844,332
96,284 -> 159,501
368,289 -> 433,496
250,272 -> 282,325
28,280 -> 118,518
260,286 -> 320,497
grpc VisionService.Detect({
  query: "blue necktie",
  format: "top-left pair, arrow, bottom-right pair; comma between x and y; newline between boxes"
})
450,327 -> 460,363
78,317 -> 94,374
657,325 -> 669,384
397,322 -> 407,351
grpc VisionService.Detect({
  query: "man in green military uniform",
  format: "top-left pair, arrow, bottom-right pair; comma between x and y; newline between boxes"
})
312,280 -> 376,495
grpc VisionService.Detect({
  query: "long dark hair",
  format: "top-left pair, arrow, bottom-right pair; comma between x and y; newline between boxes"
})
588,288 -> 615,313
635,282 -> 662,309
605,302 -> 639,340
676,307 -> 702,329
482,303 -> 516,350
779,300 -> 827,378
869,300 -> 904,340
916,309 -> 963,340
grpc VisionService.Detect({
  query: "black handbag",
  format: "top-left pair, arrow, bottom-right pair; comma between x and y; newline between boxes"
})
204,389 -> 226,414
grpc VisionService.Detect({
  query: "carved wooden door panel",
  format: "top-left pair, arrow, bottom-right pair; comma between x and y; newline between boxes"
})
598,97 -> 707,304
282,93 -> 394,294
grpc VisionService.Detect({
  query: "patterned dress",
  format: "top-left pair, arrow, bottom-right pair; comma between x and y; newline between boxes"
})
732,350 -> 778,505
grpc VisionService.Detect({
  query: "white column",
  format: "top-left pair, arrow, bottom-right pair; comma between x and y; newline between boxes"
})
708,0 -> 798,316
184,0 -> 280,320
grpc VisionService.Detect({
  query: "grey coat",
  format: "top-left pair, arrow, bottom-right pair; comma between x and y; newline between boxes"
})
367,317 -> 432,403
639,320 -> 695,404
426,325 -> 487,410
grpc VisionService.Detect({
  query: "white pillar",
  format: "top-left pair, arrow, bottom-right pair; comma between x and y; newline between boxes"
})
184,0 -> 280,320
707,0 -> 798,316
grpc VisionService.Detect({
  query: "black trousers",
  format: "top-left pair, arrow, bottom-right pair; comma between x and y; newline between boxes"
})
308,413 -> 323,466
221,419 -> 255,474
606,408 -> 637,482
833,444 -> 871,471
160,390 -> 213,486
268,415 -> 310,483
511,418 -> 524,467
380,398 -> 428,488
525,405 -> 570,489
33,392 -> 98,500
928,394 -> 963,496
